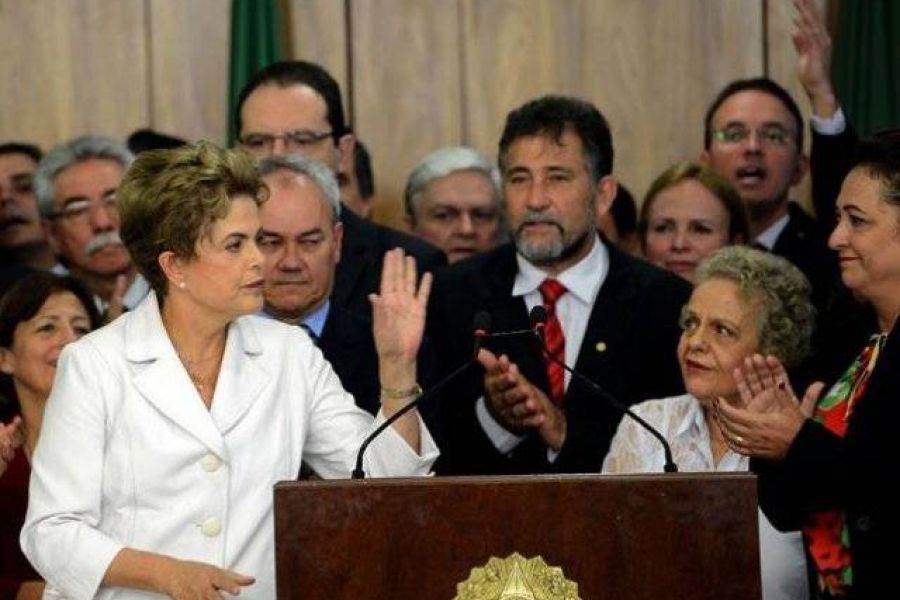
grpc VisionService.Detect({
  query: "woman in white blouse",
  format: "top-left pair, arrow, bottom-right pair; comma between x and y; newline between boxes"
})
21,142 -> 438,600
603,246 -> 815,600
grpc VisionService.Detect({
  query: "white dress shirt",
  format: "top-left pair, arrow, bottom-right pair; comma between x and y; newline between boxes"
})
22,292 -> 438,600
476,234 -> 610,453
603,394 -> 809,600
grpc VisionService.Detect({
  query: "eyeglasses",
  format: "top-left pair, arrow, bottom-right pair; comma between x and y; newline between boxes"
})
48,196 -> 118,223
238,130 -> 334,153
712,125 -> 796,147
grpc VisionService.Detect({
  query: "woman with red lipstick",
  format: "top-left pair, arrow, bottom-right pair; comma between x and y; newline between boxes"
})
717,131 -> 900,600
603,246 -> 815,600
21,143 -> 438,600
0,272 -> 101,600
639,161 -> 750,282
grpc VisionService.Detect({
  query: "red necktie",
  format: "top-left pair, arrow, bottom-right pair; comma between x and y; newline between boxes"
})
539,279 -> 567,406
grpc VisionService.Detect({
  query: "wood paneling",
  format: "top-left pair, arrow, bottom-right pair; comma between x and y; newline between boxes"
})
285,0 -> 348,111
0,0 -> 149,148
147,0 -> 229,145
349,0 -> 463,226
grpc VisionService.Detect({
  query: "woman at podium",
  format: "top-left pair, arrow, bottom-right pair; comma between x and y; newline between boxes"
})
20,142 -> 438,600
603,246 -> 813,600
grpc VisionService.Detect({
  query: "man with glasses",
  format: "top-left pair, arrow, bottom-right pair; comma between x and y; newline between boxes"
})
35,136 -> 149,317
235,60 -> 446,318
700,78 -> 838,312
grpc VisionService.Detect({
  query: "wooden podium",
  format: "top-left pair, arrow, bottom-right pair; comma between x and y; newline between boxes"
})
274,473 -> 760,600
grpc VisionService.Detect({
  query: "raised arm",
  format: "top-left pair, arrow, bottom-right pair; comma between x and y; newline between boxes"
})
370,247 -> 433,451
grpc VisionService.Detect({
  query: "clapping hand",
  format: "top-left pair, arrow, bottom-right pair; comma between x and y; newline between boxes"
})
479,349 -> 567,451
0,416 -> 24,477
715,354 -> 824,459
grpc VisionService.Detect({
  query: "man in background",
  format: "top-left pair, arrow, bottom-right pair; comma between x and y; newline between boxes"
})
404,146 -> 505,264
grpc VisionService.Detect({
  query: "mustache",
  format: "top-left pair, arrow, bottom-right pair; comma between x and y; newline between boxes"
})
516,212 -> 563,233
84,230 -> 124,256
0,206 -> 31,226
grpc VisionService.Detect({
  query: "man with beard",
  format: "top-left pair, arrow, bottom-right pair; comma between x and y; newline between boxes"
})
0,143 -> 56,292
426,96 -> 690,475
36,136 -> 149,318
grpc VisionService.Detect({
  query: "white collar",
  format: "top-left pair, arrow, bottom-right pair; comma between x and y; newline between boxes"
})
512,233 -> 608,304
754,212 -> 791,250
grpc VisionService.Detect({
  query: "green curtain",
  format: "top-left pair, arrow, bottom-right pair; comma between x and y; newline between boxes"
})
227,0 -> 284,145
833,0 -> 900,135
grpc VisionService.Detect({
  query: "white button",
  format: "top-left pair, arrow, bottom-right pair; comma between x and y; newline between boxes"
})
200,517 -> 221,537
201,453 -> 221,472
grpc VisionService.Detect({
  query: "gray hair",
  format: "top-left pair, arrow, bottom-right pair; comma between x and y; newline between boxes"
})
35,135 -> 134,217
256,154 -> 341,222
404,146 -> 500,221
695,246 -> 815,368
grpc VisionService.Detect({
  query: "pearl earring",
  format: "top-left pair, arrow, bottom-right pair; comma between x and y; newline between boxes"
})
178,281 -> 186,289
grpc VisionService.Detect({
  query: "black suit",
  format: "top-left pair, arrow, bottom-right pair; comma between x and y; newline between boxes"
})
753,321 -> 900,600
426,241 -> 690,475
317,305 -> 381,415
772,202 -> 841,312
317,304 -> 438,417
333,207 -> 446,317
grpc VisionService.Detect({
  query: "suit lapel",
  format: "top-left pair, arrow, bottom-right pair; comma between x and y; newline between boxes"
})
210,317 -> 270,436
572,245 -> 638,390
126,294 -> 226,456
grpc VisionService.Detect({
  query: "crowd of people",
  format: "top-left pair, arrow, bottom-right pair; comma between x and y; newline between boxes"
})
0,0 -> 895,599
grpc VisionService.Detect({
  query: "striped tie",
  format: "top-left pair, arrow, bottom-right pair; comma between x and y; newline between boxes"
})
539,279 -> 567,406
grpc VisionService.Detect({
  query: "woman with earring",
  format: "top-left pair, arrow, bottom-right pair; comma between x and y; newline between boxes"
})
22,142 -> 438,600
717,131 -> 900,599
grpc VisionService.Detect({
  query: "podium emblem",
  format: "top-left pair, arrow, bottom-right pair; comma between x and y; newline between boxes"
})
453,552 -> 580,600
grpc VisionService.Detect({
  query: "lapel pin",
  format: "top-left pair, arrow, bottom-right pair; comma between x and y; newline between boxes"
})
595,341 -> 607,353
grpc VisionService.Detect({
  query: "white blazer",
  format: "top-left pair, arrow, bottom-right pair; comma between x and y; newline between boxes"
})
22,293 -> 437,600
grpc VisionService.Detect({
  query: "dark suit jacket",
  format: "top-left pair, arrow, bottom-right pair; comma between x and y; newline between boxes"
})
317,304 -> 438,418
332,207 -> 446,317
318,305 -> 381,415
753,321 -> 900,600
425,241 -> 690,475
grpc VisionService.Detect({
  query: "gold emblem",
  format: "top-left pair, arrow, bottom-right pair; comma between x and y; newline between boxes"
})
595,341 -> 607,352
453,552 -> 581,600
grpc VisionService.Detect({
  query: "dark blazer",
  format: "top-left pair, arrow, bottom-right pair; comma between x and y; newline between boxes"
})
773,202 -> 841,312
753,321 -> 900,600
811,124 -> 858,227
317,304 -> 438,418
318,305 -> 381,416
425,241 -> 690,475
333,207 -> 446,317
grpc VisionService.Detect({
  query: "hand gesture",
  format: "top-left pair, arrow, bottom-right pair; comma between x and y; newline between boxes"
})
478,349 -> 567,450
793,0 -> 838,117
0,416 -> 24,477
162,559 -> 254,600
714,353 -> 824,459
371,248 -> 432,367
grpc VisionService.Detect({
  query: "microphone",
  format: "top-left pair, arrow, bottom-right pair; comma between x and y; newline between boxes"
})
352,312 -> 490,479
529,305 -> 679,473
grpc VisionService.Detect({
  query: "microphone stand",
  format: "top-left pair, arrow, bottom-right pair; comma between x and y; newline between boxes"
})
531,308 -> 678,473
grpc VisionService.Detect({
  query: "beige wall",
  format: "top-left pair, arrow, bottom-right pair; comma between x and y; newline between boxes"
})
0,0 -> 823,227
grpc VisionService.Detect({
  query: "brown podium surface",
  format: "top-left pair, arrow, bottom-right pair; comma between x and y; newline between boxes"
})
275,473 -> 760,600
